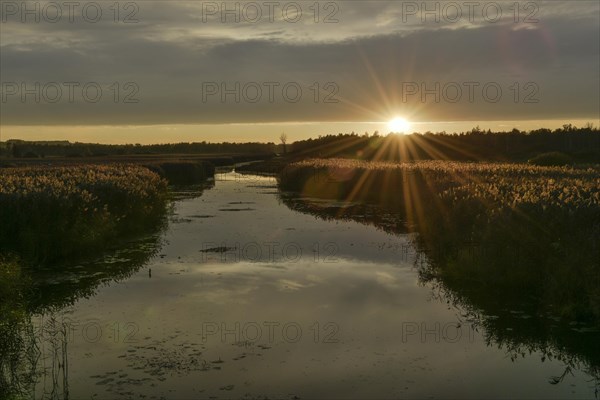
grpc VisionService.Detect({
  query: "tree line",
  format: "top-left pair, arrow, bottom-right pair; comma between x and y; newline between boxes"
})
288,125 -> 600,163
0,140 -> 278,159
1,124 -> 599,163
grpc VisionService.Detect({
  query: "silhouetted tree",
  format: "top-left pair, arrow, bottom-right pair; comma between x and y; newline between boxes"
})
280,132 -> 288,154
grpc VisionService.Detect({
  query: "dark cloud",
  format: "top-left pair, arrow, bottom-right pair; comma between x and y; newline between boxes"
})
1,1 -> 598,125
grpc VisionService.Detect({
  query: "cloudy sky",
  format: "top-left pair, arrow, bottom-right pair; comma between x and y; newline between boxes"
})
1,0 -> 599,143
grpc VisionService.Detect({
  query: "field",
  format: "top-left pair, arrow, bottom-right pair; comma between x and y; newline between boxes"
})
0,164 -> 169,263
280,159 -> 600,323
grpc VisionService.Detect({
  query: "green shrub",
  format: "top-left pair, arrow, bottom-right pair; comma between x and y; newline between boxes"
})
528,151 -> 572,166
144,161 -> 214,184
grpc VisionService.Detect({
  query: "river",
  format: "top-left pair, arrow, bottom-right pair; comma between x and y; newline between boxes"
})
10,170 -> 599,399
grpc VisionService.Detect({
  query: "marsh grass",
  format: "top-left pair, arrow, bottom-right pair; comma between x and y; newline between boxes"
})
0,164 -> 169,263
279,159 -> 600,323
528,152 -> 573,166
143,160 -> 215,185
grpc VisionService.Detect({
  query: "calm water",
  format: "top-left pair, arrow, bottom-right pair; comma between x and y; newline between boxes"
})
10,171 -> 599,399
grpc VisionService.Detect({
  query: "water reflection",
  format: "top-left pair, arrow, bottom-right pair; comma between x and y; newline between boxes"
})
1,208 -> 167,398
280,193 -> 600,391
1,172 -> 599,399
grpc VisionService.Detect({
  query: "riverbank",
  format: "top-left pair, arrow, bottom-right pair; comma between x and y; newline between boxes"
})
278,159 -> 600,323
0,164 -> 170,263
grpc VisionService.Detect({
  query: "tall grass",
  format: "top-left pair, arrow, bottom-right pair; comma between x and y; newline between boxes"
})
0,164 -> 168,263
279,159 -> 600,228
279,159 -> 600,322
143,160 -> 215,184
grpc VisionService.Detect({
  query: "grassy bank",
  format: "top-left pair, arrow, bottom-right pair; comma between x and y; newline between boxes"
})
144,160 -> 215,184
279,159 -> 600,322
235,157 -> 288,175
0,165 -> 169,263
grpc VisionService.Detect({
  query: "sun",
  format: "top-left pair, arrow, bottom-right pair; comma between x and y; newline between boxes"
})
387,117 -> 411,134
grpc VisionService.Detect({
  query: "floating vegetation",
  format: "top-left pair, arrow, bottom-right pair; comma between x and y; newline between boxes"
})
199,247 -> 237,253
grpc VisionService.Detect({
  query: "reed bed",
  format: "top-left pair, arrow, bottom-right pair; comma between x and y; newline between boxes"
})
143,160 -> 215,185
0,165 -> 168,262
280,159 -> 600,321
279,159 -> 599,216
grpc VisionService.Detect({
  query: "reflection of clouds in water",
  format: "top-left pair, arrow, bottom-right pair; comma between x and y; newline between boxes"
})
165,175 -> 414,267
8,172 -> 598,399
277,278 -> 310,291
375,271 -> 400,289
195,284 -> 258,305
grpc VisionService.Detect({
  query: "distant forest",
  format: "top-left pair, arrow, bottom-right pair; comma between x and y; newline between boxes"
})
290,125 -> 600,163
1,124 -> 599,163
0,140 -> 277,158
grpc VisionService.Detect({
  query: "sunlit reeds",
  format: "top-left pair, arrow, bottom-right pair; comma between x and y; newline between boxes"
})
280,159 -> 600,322
0,165 -> 168,262
280,159 -> 600,213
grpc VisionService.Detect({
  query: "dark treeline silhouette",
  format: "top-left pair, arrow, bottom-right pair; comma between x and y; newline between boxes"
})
0,140 -> 277,159
2,125 -> 599,163
289,125 -> 600,163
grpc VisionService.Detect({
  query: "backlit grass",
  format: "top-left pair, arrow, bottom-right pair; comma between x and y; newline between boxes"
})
0,164 -> 168,262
